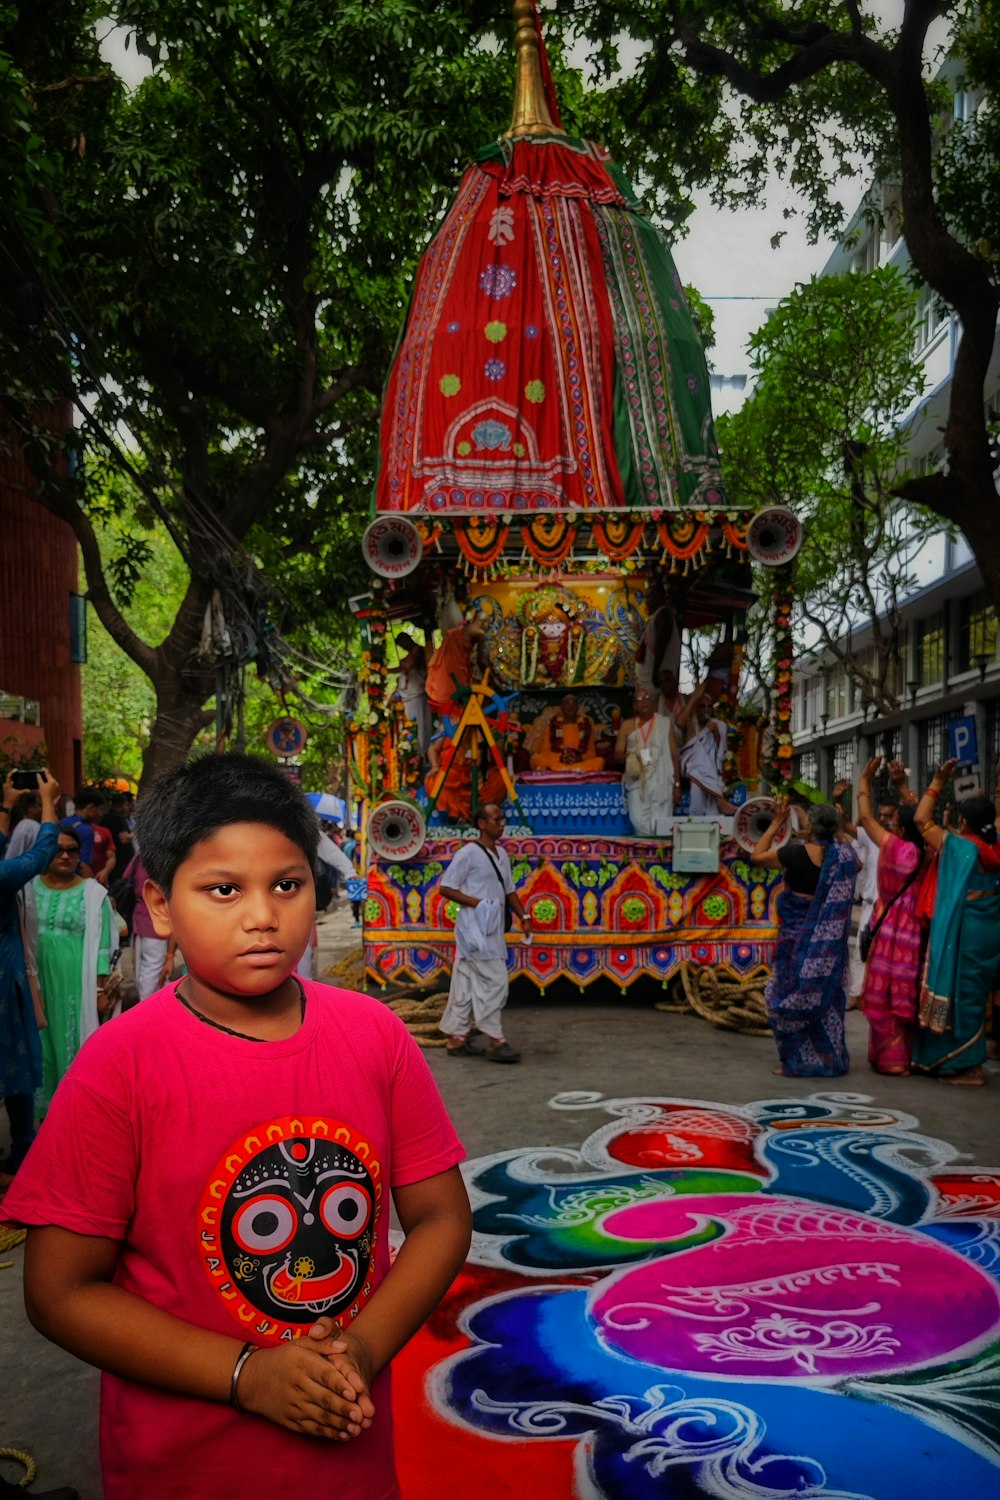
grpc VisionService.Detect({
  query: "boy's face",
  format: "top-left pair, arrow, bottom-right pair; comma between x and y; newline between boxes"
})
145,823 -> 315,1009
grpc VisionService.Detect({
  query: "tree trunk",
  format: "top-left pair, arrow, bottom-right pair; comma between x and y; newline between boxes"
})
140,676 -> 216,786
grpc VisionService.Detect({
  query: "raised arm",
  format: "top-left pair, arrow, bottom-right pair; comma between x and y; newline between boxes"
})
674,679 -> 706,732
831,778 -> 856,837
914,758 -> 957,852
750,797 -> 790,870
856,758 -> 890,847
888,760 -> 917,808
0,770 -> 61,894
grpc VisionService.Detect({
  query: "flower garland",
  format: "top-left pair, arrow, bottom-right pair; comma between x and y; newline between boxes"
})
769,573 -> 795,787
520,514 -> 578,567
589,515 -> 646,560
453,517 -> 510,574
520,625 -> 540,684
655,512 -> 711,564
354,591 -> 390,800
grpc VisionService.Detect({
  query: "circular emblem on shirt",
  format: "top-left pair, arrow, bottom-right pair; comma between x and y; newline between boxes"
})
197,1115 -> 382,1342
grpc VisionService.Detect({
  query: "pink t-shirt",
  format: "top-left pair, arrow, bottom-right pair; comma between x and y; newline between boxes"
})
4,980 -> 464,1500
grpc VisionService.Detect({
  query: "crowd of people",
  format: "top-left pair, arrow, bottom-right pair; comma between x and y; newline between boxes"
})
753,757 -> 1000,1085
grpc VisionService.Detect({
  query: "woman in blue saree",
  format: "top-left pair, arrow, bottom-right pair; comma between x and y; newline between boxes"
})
912,759 -> 1000,1085
753,801 -> 859,1077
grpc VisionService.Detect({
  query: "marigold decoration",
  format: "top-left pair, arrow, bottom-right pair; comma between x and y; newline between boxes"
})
453,517 -> 511,575
520,514 -> 578,567
354,597 -> 391,799
655,513 -> 711,564
720,515 -> 751,553
769,573 -> 796,788
589,514 -> 646,561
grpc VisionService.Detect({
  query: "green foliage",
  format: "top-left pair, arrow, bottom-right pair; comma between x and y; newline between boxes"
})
81,512 -> 187,781
1,1 -> 529,777
936,11 -> 1000,281
555,0 -> 905,238
719,268 -> 934,711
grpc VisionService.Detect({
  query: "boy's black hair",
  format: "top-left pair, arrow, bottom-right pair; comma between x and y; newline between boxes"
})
136,753 -> 320,894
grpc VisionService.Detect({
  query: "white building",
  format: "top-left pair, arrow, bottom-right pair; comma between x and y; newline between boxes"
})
789,67 -> 1000,803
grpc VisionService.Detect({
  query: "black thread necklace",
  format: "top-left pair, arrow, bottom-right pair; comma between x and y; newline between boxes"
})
176,980 -> 305,1042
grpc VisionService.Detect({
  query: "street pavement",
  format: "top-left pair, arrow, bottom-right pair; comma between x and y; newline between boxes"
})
2,898 -> 998,1497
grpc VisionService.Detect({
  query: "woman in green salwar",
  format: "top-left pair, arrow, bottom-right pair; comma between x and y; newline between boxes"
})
913,760 -> 1000,1085
25,822 -> 113,1112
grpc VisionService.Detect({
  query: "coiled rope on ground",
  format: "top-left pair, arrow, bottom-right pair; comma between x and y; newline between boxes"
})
324,952 -> 450,1045
656,964 -> 772,1037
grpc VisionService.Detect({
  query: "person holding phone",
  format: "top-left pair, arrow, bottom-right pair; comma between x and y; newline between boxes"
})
1,768 -> 61,1191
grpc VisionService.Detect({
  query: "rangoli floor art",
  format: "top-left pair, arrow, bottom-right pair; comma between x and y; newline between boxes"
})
392,1092 -> 1000,1499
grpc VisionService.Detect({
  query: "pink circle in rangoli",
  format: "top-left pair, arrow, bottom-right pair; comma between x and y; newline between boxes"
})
591,1194 -> 1000,1381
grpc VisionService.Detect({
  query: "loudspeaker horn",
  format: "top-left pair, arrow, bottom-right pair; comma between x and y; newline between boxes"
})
362,517 -> 423,579
747,507 -> 803,566
368,797 -> 427,862
733,796 -> 792,855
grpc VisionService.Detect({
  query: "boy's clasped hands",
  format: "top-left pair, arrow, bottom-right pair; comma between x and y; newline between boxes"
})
231,1320 -> 376,1442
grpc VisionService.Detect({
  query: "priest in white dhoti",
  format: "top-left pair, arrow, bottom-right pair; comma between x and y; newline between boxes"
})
615,691 -> 680,836
678,684 -> 735,815
438,802 -> 532,1062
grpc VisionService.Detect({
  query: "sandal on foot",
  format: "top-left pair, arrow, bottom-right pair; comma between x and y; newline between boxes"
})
446,1040 -> 480,1057
486,1041 -> 520,1064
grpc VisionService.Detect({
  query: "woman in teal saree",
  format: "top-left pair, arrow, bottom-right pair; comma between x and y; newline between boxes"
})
913,760 -> 1000,1085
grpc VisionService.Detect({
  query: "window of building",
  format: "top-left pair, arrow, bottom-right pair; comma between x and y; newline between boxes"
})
917,613 -> 945,685
70,594 -> 88,665
958,590 -> 998,673
912,283 -> 948,354
849,233 -> 879,275
797,750 -> 819,787
826,665 -> 849,720
832,739 -> 855,785
919,714 -> 951,787
0,692 -> 41,724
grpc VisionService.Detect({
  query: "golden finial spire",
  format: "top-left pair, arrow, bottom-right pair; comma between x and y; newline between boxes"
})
505,0 -> 565,139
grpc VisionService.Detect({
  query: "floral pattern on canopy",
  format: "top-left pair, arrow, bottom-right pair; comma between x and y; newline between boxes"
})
377,134 -> 725,515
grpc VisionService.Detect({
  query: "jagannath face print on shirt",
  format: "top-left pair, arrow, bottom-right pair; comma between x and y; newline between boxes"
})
197,1115 -> 381,1342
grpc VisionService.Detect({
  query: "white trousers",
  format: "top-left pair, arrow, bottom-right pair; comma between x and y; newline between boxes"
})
849,896 -> 876,999
440,956 -> 508,1041
135,935 -> 169,1000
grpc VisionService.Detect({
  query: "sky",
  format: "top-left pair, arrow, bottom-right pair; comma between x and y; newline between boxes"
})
673,195 -> 838,415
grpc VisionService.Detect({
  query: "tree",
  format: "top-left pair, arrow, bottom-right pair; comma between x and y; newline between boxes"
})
81,514 -> 187,782
718,267 -> 934,715
560,0 -> 1000,616
1,0 -> 520,783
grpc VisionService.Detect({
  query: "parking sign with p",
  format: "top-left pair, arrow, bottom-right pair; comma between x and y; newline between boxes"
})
948,716 -> 978,770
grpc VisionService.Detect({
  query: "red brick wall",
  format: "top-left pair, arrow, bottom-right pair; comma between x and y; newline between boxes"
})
0,410 -> 83,787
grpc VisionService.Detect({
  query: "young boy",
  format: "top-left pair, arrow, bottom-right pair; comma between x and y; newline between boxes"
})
3,755 -> 471,1500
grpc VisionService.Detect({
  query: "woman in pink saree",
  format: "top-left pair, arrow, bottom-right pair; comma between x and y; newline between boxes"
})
857,757 -> 929,1074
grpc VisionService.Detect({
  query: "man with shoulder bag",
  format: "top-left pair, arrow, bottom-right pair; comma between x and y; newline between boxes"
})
439,802 -> 533,1063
